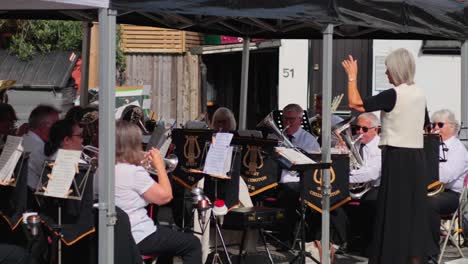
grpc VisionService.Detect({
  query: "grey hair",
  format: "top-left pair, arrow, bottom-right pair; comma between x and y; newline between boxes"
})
211,107 -> 237,131
283,103 -> 304,116
357,112 -> 380,127
431,109 -> 460,134
385,48 -> 415,86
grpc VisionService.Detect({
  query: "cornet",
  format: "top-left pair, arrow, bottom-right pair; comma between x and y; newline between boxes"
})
142,153 -> 179,175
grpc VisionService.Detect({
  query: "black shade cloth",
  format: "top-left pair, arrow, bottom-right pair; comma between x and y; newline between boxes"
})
303,154 -> 350,213
232,136 -> 279,196
171,129 -> 213,189
0,155 -> 29,231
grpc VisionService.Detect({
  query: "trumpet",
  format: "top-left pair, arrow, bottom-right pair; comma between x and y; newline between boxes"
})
142,153 -> 179,175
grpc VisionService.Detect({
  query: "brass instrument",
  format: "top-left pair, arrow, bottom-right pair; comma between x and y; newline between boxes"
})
81,145 -> 99,167
257,112 -> 295,148
80,109 -> 99,147
142,153 -> 179,175
333,117 -> 371,200
121,105 -> 149,134
309,94 -> 344,137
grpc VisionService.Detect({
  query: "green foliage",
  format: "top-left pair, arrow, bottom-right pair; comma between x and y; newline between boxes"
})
0,20 -> 126,75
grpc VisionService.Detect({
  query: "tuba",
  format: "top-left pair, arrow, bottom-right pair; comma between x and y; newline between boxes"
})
309,94 -> 344,137
333,117 -> 371,200
257,112 -> 295,148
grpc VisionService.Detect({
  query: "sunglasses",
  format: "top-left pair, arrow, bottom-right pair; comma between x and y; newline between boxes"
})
352,125 -> 375,133
431,122 -> 449,129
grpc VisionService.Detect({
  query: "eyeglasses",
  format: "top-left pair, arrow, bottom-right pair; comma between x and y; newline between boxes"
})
352,125 -> 375,133
71,134 -> 83,138
431,122 -> 448,129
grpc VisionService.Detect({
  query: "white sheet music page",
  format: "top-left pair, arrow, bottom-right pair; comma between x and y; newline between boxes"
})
0,136 -> 23,182
203,133 -> 233,176
275,147 -> 316,165
45,149 -> 81,198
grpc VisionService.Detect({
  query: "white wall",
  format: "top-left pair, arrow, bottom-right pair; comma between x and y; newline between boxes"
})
373,40 -> 461,120
278,39 -> 309,110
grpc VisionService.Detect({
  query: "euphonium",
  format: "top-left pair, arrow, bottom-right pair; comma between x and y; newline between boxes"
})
333,117 -> 371,200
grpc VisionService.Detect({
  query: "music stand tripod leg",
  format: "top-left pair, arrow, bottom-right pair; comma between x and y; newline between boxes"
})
259,228 -> 274,264
290,172 -> 320,264
211,212 -> 232,264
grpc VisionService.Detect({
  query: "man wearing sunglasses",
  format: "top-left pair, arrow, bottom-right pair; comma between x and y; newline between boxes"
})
428,109 -> 468,254
346,112 -> 382,253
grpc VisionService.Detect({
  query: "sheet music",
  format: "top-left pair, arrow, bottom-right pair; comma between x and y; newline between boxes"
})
45,149 -> 81,198
275,147 -> 316,165
0,136 -> 23,183
203,133 -> 233,176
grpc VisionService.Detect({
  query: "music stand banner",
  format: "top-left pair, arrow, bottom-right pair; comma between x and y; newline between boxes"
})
171,129 -> 213,189
424,133 -> 442,191
233,136 -> 279,196
303,154 -> 350,213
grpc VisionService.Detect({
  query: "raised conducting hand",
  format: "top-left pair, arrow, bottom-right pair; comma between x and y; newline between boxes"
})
341,55 -> 358,80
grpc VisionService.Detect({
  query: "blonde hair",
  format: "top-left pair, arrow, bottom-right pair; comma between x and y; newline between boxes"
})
211,107 -> 237,131
116,120 -> 144,166
385,48 -> 415,86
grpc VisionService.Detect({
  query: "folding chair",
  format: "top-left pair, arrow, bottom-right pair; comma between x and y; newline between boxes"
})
438,173 -> 468,264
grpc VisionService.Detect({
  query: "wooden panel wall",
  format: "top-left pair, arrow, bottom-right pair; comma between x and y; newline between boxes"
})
121,25 -> 203,54
124,53 -> 201,125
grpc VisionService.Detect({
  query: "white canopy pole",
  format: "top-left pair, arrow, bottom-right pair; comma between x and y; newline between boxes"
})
98,8 -> 117,264
239,37 -> 250,130
461,41 -> 468,136
321,24 -> 334,264
80,21 -> 91,107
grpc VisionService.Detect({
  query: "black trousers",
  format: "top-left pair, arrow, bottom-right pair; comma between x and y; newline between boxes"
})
0,244 -> 37,264
345,187 -> 379,253
137,226 -> 201,264
428,189 -> 460,250
278,182 -> 348,245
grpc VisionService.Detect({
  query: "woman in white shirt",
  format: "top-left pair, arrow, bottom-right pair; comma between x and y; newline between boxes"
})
428,109 -> 468,252
114,120 -> 201,263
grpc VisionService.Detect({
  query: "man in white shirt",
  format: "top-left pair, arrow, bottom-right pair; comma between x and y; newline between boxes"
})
428,109 -> 468,252
22,105 -> 60,153
345,112 -> 381,253
23,105 -> 60,193
277,103 -> 320,247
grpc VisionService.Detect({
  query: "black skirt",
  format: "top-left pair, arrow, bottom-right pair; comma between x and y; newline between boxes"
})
369,146 -> 438,264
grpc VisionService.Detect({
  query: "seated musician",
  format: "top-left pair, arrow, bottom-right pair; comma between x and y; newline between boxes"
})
428,109 -> 468,252
114,120 -> 201,263
349,112 -> 382,199
28,119 -> 83,191
22,105 -> 60,153
0,103 -> 18,146
210,107 -> 252,208
310,94 -> 344,139
278,103 -> 320,246
345,112 -> 381,252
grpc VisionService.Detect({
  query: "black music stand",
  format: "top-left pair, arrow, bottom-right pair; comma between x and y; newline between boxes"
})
171,129 -> 213,229
232,136 -> 279,197
0,152 -> 29,232
35,159 -> 95,264
277,155 -> 331,264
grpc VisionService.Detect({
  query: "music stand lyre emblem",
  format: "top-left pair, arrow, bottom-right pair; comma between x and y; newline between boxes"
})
183,135 -> 201,167
313,167 -> 336,191
242,145 -> 264,176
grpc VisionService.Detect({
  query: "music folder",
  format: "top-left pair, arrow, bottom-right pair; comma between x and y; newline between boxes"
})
0,136 -> 24,185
